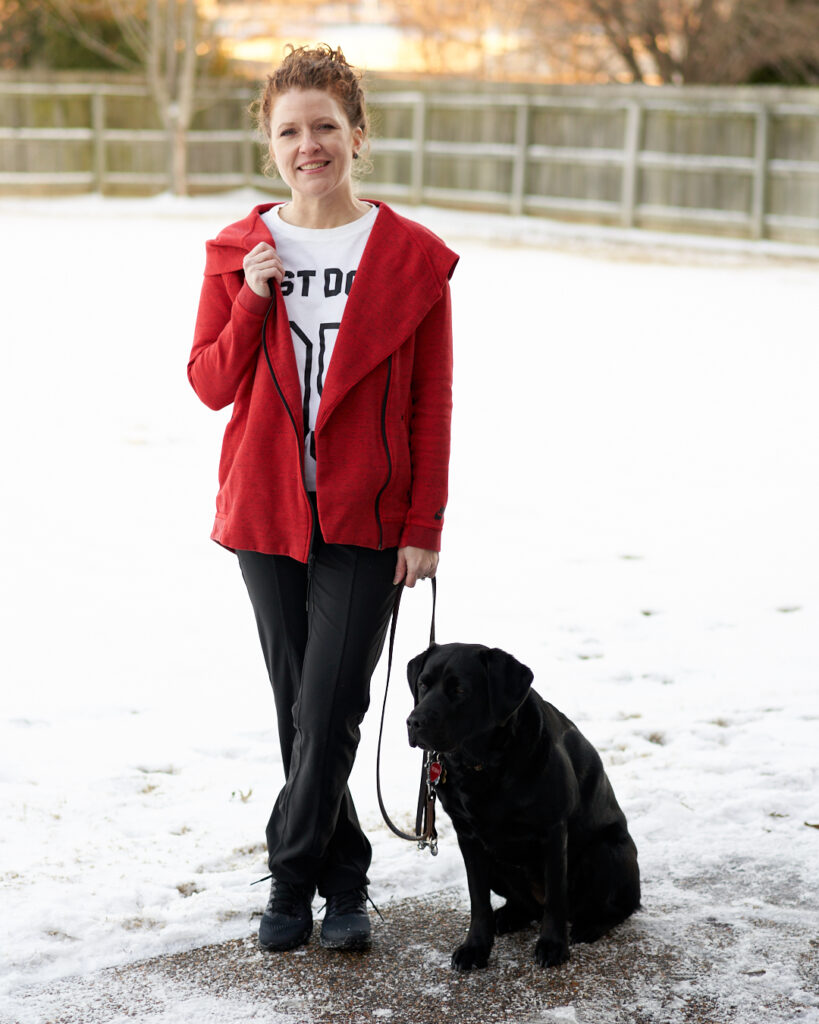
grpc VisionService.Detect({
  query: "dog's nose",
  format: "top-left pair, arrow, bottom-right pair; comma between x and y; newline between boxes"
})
406,709 -> 427,748
407,709 -> 426,730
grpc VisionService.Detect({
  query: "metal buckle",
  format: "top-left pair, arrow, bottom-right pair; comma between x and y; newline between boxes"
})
426,751 -> 445,793
417,750 -> 442,855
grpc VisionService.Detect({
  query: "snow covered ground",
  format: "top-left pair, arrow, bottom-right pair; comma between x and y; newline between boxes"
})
1,193 -> 817,1023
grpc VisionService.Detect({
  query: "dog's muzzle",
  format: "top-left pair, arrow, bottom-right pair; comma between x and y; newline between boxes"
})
406,708 -> 430,749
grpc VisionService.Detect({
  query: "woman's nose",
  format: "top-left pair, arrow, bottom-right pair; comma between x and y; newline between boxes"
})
299,131 -> 320,152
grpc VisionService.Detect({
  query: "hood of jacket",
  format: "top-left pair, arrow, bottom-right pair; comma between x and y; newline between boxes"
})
204,200 -> 459,433
204,200 -> 458,283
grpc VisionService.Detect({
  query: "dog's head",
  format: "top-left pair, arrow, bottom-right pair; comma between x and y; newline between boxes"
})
406,642 -> 534,753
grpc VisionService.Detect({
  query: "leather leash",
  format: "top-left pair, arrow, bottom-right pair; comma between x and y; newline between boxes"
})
376,576 -> 443,854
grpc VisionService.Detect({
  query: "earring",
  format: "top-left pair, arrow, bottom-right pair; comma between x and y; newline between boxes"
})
353,151 -> 359,160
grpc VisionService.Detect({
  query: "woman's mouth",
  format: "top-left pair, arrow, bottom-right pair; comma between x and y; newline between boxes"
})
299,161 -> 330,173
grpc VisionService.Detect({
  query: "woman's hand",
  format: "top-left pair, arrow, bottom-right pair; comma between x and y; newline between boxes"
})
394,547 -> 439,588
243,242 -> 285,298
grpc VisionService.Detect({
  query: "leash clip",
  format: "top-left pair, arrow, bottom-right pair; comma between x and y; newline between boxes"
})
425,751 -> 445,793
417,750 -> 443,856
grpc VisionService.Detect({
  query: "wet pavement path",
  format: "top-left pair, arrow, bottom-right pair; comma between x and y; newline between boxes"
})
19,882 -> 819,1024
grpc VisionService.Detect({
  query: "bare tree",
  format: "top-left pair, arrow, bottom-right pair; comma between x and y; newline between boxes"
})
384,0 -> 819,83
45,0 -> 201,192
528,0 -> 819,84
389,0 -> 534,77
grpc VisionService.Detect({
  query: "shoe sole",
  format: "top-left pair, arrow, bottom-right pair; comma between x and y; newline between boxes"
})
258,925 -> 312,953
319,933 -> 371,952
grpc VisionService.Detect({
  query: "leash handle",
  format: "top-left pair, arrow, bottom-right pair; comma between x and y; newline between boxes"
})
375,577 -> 439,852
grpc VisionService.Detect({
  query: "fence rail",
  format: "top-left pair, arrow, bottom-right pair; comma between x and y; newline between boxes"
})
1,78 -> 818,244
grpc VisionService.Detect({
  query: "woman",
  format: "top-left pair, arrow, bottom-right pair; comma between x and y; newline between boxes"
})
187,45 -> 457,954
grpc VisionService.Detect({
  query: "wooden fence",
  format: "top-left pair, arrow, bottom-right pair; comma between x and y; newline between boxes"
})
1,77 -> 818,244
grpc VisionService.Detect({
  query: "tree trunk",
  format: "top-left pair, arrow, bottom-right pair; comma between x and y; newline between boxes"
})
170,113 -> 187,197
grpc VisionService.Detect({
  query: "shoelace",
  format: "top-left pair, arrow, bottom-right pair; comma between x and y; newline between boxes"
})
326,887 -> 367,915
266,879 -> 311,915
253,874 -> 385,923
321,887 -> 385,923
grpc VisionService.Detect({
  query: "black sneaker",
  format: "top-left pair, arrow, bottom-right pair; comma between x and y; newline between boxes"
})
258,878 -> 313,951
320,885 -> 371,951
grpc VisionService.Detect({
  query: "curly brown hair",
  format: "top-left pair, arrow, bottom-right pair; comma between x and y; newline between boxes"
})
252,44 -> 371,177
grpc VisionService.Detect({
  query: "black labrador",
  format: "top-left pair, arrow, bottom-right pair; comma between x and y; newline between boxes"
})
406,642 -> 640,971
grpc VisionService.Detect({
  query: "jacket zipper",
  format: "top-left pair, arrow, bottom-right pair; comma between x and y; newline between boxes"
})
373,355 -> 393,550
260,298 -> 315,602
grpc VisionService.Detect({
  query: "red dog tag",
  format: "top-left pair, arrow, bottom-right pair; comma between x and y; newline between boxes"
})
429,760 -> 443,785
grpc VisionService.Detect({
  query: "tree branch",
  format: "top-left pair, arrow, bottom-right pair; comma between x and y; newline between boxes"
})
146,0 -> 168,124
178,0 -> 198,124
43,0 -> 138,70
585,0 -> 646,81
108,0 -> 150,60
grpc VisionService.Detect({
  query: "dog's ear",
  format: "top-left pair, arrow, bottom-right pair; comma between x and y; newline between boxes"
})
482,647 -> 534,725
407,643 -> 437,699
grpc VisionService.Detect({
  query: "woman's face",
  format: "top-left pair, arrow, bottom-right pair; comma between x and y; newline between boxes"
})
269,88 -> 363,206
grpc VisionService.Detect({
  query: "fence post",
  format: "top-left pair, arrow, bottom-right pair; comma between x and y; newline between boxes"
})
92,89 -> 106,194
620,100 -> 642,228
411,93 -> 426,205
751,105 -> 769,241
510,100 -> 529,216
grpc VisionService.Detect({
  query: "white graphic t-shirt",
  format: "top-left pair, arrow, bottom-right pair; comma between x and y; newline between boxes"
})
261,203 -> 379,490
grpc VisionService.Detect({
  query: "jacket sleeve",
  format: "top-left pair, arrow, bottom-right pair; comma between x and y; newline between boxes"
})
399,280 -> 454,551
187,272 -> 274,411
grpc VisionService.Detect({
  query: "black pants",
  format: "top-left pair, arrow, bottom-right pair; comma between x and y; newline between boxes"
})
237,505 -> 397,897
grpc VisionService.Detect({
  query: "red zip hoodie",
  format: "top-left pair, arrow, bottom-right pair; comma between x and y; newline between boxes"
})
188,201 -> 458,561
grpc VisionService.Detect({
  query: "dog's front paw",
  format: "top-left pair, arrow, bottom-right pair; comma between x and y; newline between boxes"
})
534,936 -> 570,968
451,941 -> 490,971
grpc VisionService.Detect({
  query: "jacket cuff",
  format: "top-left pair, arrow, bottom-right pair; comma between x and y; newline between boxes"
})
399,522 -> 443,552
236,281 -> 274,316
